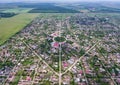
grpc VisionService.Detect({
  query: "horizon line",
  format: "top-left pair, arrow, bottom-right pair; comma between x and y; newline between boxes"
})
0,1 -> 120,3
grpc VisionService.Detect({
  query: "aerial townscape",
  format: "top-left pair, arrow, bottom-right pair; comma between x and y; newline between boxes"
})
0,1 -> 120,85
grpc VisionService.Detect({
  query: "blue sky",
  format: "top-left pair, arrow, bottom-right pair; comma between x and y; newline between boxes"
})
0,0 -> 120,3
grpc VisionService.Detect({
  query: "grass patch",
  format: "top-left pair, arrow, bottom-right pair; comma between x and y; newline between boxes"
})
22,58 -> 34,66
0,13 -> 39,45
38,13 -> 73,20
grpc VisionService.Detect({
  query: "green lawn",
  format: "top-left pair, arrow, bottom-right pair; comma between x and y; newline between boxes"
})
0,13 -> 39,45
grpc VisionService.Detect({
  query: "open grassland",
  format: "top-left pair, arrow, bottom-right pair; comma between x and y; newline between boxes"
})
0,13 -> 39,45
38,13 -> 73,19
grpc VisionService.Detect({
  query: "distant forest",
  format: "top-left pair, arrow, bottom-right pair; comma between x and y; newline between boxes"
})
1,3 -> 120,13
76,3 -> 120,13
19,3 -> 80,13
0,12 -> 16,18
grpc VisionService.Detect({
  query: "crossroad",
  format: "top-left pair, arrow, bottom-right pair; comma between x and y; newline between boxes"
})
22,19 -> 101,85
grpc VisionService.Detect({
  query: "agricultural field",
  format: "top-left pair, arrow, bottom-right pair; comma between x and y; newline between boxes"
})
0,13 -> 39,45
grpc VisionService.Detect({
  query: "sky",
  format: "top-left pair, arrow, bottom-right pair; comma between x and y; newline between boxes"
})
0,0 -> 120,3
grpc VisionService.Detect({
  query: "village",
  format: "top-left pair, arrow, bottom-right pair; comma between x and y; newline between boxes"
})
0,14 -> 120,85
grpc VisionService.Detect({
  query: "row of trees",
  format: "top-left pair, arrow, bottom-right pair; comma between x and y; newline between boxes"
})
0,12 -> 16,18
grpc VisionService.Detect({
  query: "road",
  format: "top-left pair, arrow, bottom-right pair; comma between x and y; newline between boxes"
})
62,41 -> 100,75
21,18 -> 101,85
22,40 -> 59,76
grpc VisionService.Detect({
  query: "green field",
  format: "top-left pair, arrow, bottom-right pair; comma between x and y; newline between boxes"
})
0,13 -> 39,45
38,13 -> 73,19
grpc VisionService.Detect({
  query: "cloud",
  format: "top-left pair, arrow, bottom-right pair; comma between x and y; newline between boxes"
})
0,0 -> 120,3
